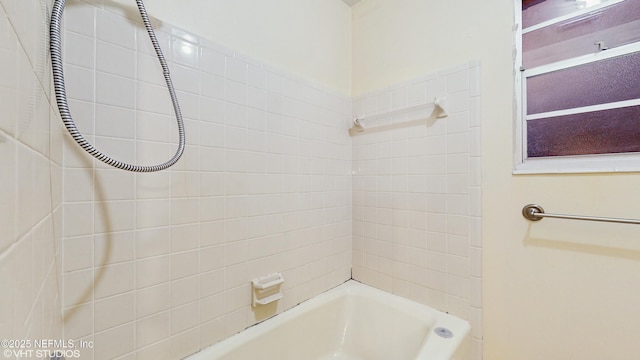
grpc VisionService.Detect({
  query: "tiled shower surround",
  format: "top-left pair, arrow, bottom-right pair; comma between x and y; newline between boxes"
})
1,0 -> 482,359
59,2 -> 352,359
0,0 -> 65,354
351,63 -> 483,357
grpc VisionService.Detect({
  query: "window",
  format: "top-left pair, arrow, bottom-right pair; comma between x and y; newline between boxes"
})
515,0 -> 640,173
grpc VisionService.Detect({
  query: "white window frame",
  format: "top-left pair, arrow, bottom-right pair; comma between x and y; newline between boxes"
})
513,0 -> 640,174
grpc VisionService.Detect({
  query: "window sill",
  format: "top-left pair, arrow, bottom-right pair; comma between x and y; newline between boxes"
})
513,154 -> 640,175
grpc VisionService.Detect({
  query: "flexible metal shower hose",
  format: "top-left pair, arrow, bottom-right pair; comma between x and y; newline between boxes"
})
50,0 -> 185,172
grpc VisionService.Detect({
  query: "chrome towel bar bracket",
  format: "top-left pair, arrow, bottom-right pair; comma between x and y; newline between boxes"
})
522,204 -> 640,225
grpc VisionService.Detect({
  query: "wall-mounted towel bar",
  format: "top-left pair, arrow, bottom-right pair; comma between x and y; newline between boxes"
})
349,97 -> 447,136
522,204 -> 640,225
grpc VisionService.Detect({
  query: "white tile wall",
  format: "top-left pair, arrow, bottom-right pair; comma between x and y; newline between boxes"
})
0,0 -> 65,351
351,62 -> 483,359
3,1 -> 484,359
58,1 -> 352,359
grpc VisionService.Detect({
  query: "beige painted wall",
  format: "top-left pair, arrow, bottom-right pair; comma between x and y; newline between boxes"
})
111,0 -> 352,95
352,0 -> 640,359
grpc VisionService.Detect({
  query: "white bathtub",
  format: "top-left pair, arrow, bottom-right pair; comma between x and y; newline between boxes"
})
187,280 -> 470,360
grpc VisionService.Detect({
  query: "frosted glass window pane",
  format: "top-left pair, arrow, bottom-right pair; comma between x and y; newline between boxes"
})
527,105 -> 640,157
523,0 -> 640,68
522,0 -> 616,29
526,52 -> 640,115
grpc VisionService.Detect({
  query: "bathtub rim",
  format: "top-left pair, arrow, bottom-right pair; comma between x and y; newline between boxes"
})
186,279 -> 471,360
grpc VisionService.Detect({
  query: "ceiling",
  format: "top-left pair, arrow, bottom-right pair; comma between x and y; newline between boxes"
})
342,0 -> 362,6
